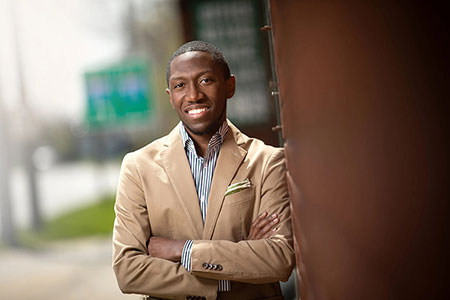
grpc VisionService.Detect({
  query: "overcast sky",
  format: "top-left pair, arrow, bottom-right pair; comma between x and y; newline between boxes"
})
0,0 -> 126,122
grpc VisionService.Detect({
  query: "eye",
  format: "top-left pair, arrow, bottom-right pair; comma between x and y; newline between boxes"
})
173,82 -> 184,89
200,78 -> 213,84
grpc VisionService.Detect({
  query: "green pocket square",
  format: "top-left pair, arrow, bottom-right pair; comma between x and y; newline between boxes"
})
224,178 -> 252,196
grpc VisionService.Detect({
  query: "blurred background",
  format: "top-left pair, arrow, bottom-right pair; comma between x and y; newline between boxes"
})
2,0 -> 450,300
0,0 -> 282,299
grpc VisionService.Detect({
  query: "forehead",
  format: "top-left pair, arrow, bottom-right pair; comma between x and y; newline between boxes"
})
169,51 -> 222,80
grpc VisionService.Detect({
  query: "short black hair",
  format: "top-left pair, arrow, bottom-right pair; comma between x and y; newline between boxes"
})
166,40 -> 231,87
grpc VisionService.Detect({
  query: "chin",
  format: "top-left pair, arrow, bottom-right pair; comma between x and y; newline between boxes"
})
186,125 -> 211,136
184,121 -> 219,136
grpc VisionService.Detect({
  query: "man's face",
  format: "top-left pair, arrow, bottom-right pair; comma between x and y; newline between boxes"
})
166,51 -> 235,137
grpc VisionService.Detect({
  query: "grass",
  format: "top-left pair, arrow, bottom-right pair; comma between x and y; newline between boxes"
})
20,195 -> 116,245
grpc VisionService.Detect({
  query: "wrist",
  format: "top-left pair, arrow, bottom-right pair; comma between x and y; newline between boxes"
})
174,239 -> 186,261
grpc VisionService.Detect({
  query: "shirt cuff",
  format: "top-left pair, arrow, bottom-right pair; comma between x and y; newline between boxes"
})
182,240 -> 230,291
181,240 -> 193,271
218,280 -> 231,291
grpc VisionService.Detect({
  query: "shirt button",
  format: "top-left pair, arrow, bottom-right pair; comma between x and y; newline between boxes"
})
202,263 -> 208,269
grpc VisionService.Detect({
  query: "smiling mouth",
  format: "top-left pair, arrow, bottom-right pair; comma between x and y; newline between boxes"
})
186,107 -> 209,115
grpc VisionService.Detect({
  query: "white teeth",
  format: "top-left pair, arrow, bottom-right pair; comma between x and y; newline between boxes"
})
187,107 -> 207,115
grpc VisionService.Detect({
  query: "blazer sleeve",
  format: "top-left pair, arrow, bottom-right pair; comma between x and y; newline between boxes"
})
189,148 -> 295,283
112,153 -> 218,299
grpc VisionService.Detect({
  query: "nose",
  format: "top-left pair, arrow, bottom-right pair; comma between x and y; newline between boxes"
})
185,82 -> 202,102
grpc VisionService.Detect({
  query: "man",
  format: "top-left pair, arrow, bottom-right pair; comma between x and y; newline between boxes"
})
113,40 -> 294,300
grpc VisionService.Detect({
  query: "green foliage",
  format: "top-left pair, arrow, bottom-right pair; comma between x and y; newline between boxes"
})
21,195 -> 116,244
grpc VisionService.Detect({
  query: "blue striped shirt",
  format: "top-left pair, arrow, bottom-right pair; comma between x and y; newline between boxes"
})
179,121 -> 231,292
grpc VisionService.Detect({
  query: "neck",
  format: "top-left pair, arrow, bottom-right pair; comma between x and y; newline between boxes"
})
190,134 -> 212,158
183,116 -> 226,158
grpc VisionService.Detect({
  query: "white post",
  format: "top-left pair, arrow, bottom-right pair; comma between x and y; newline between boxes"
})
10,0 -> 42,230
0,94 -> 17,246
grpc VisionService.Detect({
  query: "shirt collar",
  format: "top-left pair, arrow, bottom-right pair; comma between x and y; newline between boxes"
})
179,120 -> 229,155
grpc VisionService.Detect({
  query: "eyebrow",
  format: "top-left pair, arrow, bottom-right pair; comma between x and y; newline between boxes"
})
169,69 -> 215,83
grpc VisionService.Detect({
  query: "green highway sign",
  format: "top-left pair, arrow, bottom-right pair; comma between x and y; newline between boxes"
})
85,58 -> 154,128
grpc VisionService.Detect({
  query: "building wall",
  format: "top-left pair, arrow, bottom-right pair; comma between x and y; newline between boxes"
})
270,2 -> 449,299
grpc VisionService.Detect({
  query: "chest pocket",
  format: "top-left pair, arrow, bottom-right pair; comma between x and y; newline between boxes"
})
216,186 -> 255,240
222,185 -> 255,206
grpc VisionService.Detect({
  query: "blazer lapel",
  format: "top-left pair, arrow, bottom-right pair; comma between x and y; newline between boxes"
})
161,124 -> 204,239
203,123 -> 247,240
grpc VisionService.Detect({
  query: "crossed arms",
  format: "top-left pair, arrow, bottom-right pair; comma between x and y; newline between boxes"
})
147,211 -> 281,262
112,148 -> 294,299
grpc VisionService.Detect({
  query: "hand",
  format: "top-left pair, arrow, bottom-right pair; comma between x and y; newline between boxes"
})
147,237 -> 186,262
247,212 -> 279,240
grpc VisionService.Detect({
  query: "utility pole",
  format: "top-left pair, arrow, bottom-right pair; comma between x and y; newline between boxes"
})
10,0 -> 42,230
0,91 -> 17,246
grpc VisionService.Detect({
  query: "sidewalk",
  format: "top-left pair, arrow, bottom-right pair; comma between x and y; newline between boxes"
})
0,237 -> 138,300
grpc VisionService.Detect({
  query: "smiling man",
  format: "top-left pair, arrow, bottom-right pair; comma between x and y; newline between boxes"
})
113,41 -> 294,300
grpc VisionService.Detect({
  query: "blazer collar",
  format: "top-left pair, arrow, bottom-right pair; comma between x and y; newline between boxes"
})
203,120 -> 247,240
161,123 -> 204,239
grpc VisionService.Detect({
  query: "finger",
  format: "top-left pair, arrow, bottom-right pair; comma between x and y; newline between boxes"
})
263,226 -> 278,239
252,211 -> 268,226
252,214 -> 278,240
257,217 -> 279,239
248,212 -> 268,239
249,212 -> 273,238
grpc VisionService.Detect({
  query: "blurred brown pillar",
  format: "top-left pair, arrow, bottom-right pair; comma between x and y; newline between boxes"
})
270,1 -> 449,299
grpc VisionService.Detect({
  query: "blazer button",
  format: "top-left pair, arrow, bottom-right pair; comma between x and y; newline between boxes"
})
217,264 -> 223,271
202,263 -> 208,269
208,263 -> 214,269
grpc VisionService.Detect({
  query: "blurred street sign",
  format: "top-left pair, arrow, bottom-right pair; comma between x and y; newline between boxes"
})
85,58 -> 154,128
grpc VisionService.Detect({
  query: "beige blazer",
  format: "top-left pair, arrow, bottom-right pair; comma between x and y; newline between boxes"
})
113,121 -> 294,300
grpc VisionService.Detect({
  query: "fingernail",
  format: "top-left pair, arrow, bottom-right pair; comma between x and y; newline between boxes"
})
272,218 -> 278,223
272,227 -> 277,231
271,213 -> 277,217
261,212 -> 267,217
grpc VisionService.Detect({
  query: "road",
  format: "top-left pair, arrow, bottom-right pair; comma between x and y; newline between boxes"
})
0,237 -> 139,300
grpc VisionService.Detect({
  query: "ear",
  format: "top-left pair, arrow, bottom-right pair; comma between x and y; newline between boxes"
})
226,75 -> 236,99
166,88 -> 175,109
